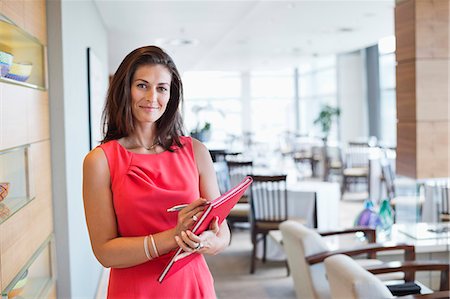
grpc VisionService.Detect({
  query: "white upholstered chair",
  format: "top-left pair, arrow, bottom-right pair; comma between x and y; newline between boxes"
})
324,254 -> 450,299
279,221 -> 413,299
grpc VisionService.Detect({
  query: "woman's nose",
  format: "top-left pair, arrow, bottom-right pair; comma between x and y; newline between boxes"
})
145,89 -> 157,102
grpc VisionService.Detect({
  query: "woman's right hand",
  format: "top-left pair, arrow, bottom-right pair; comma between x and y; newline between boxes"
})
174,198 -> 207,237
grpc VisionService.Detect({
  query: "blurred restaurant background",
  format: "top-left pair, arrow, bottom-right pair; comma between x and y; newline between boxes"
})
0,0 -> 449,298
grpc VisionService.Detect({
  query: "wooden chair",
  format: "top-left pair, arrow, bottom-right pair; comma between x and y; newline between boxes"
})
342,143 -> 372,194
325,254 -> 449,299
323,145 -> 343,182
437,182 -> 450,222
424,180 -> 450,222
226,160 -> 253,230
249,174 -> 290,274
280,220 -> 414,299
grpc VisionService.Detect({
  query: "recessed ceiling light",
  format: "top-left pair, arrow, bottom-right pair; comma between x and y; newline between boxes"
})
286,2 -> 296,9
337,27 -> 354,33
155,38 -> 198,47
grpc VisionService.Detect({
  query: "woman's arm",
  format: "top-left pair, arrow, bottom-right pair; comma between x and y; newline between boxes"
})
175,139 -> 231,255
83,147 -> 206,268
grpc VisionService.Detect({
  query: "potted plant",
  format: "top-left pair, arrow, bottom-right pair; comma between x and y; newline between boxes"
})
313,105 -> 340,140
190,122 -> 211,142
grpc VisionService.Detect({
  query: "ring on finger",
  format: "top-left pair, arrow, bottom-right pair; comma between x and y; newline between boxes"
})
192,215 -> 198,221
194,242 -> 203,250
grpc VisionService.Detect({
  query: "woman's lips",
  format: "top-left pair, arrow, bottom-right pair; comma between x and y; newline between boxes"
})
140,106 -> 159,111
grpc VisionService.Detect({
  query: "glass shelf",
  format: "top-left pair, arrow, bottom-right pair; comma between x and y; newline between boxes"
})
0,145 -> 34,224
1,236 -> 54,299
0,196 -> 35,225
0,76 -> 45,90
0,14 -> 46,90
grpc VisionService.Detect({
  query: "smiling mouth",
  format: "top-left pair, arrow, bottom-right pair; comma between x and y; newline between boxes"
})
140,106 -> 159,110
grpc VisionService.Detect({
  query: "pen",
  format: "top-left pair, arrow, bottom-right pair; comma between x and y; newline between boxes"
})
166,204 -> 188,212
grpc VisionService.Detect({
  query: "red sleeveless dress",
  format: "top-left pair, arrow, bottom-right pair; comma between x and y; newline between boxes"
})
99,136 -> 216,299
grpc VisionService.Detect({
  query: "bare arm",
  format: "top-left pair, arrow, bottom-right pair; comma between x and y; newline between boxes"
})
175,138 -> 231,255
83,147 -> 206,268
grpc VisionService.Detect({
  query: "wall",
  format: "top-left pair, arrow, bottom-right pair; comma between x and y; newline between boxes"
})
47,0 -> 109,298
337,50 -> 369,148
0,0 -> 55,296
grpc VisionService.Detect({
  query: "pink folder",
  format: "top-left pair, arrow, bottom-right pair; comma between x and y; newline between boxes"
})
158,176 -> 253,283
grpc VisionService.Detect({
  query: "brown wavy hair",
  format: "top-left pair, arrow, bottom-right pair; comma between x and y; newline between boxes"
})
101,45 -> 184,151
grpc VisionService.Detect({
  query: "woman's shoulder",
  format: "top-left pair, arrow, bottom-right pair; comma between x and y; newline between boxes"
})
189,137 -> 211,162
84,146 -> 108,170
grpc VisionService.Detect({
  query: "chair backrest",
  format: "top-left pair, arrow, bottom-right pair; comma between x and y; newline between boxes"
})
214,161 -> 230,194
344,144 -> 371,169
280,220 -> 331,299
226,160 -> 253,188
250,175 -> 288,223
424,179 -> 450,222
380,159 -> 396,200
324,254 -> 394,299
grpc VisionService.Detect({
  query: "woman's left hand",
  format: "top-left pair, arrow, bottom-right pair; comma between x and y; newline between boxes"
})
174,216 -> 221,261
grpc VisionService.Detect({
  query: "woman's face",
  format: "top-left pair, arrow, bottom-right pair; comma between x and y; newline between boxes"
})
130,64 -> 172,125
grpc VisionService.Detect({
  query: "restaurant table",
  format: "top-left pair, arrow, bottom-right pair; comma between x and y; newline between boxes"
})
323,222 -> 450,290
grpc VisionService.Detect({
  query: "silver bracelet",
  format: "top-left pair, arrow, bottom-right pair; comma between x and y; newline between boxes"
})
143,235 -> 152,260
150,234 -> 159,258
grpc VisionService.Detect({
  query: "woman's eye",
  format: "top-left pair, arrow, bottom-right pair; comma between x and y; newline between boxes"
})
158,86 -> 168,92
137,83 -> 147,89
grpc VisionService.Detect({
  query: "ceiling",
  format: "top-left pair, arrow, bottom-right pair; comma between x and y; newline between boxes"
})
94,0 -> 394,74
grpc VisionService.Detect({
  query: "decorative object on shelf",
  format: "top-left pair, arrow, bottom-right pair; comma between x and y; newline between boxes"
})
0,182 -> 10,201
378,198 -> 394,232
190,122 -> 211,142
0,203 -> 10,220
313,105 -> 340,140
354,199 -> 381,228
0,50 -> 13,76
5,62 -> 33,82
7,269 -> 28,298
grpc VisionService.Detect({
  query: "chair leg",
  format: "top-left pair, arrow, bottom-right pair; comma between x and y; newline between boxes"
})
227,221 -> 233,244
262,234 -> 267,263
341,176 -> 347,194
250,234 -> 257,274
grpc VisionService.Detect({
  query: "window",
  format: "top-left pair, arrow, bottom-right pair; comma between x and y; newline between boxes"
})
378,36 -> 396,147
297,56 -> 338,139
250,70 -> 295,147
182,71 -> 242,141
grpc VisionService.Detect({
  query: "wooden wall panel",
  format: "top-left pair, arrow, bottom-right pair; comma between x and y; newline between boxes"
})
0,140 -> 53,287
0,0 -> 24,29
0,0 -> 53,293
396,0 -> 450,179
47,283 -> 57,299
396,61 -> 416,122
27,90 -> 49,143
29,141 -> 52,204
395,0 -> 416,62
397,122 -> 417,178
0,196 -> 53,287
416,0 -> 450,58
24,0 -> 47,45
0,83 -> 49,150
0,82 -> 28,150
416,59 -> 450,122
417,121 -> 450,178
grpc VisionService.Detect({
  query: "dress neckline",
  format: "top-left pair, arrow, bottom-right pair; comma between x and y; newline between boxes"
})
113,139 -> 169,156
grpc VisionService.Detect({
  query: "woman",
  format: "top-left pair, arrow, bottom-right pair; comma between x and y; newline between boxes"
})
83,45 -> 230,298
